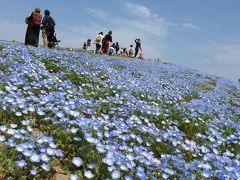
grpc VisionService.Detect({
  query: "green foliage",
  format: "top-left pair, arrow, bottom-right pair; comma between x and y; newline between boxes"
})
221,126 -> 236,138
149,140 -> 175,156
177,117 -> 208,140
182,92 -> 200,103
228,99 -> 240,108
218,142 -> 240,156
0,83 -> 5,90
42,57 -> 65,73
0,143 -> 21,178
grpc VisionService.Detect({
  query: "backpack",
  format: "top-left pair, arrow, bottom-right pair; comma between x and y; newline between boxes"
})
32,13 -> 41,26
46,17 -> 55,31
96,35 -> 102,43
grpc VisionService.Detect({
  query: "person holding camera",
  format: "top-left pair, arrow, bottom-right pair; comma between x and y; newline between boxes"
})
134,38 -> 142,58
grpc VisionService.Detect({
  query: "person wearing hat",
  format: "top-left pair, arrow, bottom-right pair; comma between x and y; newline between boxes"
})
134,38 -> 142,58
25,7 -> 42,47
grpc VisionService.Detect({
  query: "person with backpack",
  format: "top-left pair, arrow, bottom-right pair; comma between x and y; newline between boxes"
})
95,32 -> 104,53
41,10 -> 55,48
134,38 -> 142,58
101,31 -> 112,55
25,7 -> 42,47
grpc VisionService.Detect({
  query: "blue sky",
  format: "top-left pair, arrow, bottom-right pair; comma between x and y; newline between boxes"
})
0,0 -> 239,80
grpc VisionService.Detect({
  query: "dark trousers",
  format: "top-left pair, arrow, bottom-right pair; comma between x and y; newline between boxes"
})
25,25 -> 40,47
134,48 -> 139,58
96,43 -> 101,53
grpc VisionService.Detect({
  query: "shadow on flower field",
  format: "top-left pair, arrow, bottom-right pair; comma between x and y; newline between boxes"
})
0,43 -> 240,179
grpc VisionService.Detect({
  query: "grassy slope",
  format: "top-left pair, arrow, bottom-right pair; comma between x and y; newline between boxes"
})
0,43 -> 240,179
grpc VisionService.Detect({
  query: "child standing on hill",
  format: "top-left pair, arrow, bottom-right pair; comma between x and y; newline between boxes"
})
128,44 -> 133,57
86,39 -> 91,52
139,49 -> 144,60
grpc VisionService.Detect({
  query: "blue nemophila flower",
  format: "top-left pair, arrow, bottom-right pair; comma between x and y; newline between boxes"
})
70,127 -> 78,134
103,157 -> 114,166
72,157 -> 83,167
87,162 -> 97,169
37,108 -> 45,116
69,174 -> 79,180
125,175 -> 133,180
30,153 -> 41,163
96,146 -> 106,153
46,147 -> 55,156
22,149 -> 33,157
21,120 -> 30,126
0,135 -> 6,142
0,126 -> 7,132
84,170 -> 95,179
16,159 -> 27,168
16,144 -> 26,152
7,128 -> 15,135
41,163 -> 50,172
15,112 -> 23,116
73,137 -> 81,141
10,123 -> 18,128
111,170 -> 121,179
49,142 -> 57,149
40,153 -> 50,162
30,168 -> 38,175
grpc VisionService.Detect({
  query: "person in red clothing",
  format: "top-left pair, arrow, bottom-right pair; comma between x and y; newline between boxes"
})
101,31 -> 112,55
25,7 -> 42,47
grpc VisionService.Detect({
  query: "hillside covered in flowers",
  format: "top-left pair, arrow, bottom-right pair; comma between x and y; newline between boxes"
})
0,43 -> 240,179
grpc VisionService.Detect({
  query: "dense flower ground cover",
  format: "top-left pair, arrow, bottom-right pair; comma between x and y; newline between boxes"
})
0,43 -> 240,179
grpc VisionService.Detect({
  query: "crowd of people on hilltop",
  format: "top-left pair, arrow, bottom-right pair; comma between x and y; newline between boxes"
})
25,7 -> 59,49
24,7 -> 143,59
83,32 -> 143,59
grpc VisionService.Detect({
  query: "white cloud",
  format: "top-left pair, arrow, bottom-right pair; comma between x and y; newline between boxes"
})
86,8 -> 109,19
175,22 -> 202,32
125,2 -> 152,18
181,22 -> 202,31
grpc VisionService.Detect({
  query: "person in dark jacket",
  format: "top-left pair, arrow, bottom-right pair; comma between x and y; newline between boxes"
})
134,38 -> 142,58
115,42 -> 120,54
101,31 -> 112,55
41,9 -> 55,48
25,7 -> 42,47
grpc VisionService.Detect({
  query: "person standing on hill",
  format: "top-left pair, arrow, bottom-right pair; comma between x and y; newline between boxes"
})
115,42 -> 120,54
128,44 -> 133,57
95,32 -> 104,53
134,38 -> 142,58
101,31 -> 112,55
86,39 -> 91,52
25,7 -> 42,47
41,10 -> 55,48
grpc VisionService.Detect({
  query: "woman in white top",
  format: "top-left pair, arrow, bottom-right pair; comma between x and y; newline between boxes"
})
95,32 -> 104,53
